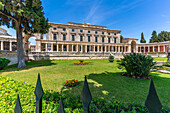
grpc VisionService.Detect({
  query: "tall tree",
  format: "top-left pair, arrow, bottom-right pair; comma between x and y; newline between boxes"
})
0,0 -> 50,67
150,30 -> 157,43
120,35 -> 124,43
140,32 -> 146,43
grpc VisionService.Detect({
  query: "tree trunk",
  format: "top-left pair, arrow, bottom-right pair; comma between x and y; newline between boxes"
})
16,23 -> 26,67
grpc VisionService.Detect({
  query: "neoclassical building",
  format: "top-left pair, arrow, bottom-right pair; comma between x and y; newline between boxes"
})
1,22 -> 170,55
35,22 -> 170,54
0,28 -> 17,51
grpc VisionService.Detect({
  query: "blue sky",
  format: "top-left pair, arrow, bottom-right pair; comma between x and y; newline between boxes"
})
1,0 -> 170,44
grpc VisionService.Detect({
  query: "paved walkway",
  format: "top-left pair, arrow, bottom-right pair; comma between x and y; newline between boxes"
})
151,69 -> 170,74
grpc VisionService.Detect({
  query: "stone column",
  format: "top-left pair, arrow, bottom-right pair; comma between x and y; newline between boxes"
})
115,46 -> 117,52
76,44 -> 78,52
144,46 -> 145,53
97,45 -> 99,52
105,46 -> 107,52
85,45 -> 87,53
153,46 -> 155,52
51,43 -> 53,52
118,46 -> 120,52
9,41 -> 12,51
140,47 -> 141,53
112,46 -> 113,52
124,46 -> 126,53
67,44 -> 69,52
108,45 -> 110,52
45,43 -> 48,52
158,46 -> 160,52
72,44 -> 74,52
93,45 -> 95,52
62,44 -> 63,52
148,46 -> 150,52
57,44 -> 58,52
1,41 -> 3,50
163,45 -> 165,52
81,45 -> 83,52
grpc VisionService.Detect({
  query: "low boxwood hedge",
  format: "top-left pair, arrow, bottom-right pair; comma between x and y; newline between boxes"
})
0,75 -> 169,112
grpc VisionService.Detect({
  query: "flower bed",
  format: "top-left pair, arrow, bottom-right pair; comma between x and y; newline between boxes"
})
64,79 -> 79,87
74,60 -> 92,65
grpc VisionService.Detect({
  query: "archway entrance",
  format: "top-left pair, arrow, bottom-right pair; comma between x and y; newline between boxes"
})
131,41 -> 136,53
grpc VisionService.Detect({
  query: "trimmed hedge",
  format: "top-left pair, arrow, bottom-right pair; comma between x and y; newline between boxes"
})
0,75 -> 169,112
0,58 -> 10,70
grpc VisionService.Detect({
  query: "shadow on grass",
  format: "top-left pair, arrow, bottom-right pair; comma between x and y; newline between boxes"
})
0,60 -> 56,73
61,71 -> 170,107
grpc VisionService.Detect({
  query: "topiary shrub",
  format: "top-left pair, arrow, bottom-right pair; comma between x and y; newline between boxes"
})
109,55 -> 114,62
119,53 -> 156,78
0,58 -> 10,70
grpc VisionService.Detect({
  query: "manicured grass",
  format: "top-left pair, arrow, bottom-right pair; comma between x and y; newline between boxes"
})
0,59 -> 170,107
153,57 -> 168,61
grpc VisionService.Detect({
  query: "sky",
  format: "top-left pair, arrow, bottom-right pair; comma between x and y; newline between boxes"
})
1,0 -> 170,44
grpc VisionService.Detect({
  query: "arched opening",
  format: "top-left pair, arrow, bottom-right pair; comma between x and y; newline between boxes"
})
28,36 -> 36,52
131,41 -> 136,53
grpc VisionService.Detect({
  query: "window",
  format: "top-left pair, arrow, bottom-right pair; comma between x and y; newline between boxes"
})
80,35 -> 83,41
88,30 -> 90,33
95,37 -> 98,42
95,31 -> 98,34
72,29 -> 75,32
63,34 -> 66,41
108,32 -> 110,35
72,35 -> 75,41
114,33 -> 116,35
53,34 -> 57,40
108,37 -> 110,43
114,38 -> 116,43
102,37 -> 104,43
73,46 -> 76,51
53,45 -> 57,51
88,36 -> 90,42
102,32 -> 104,34
95,47 -> 97,52
53,27 -> 56,30
63,28 -> 66,31
80,30 -> 83,32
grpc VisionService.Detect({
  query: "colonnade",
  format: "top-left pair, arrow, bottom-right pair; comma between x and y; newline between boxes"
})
138,45 -> 169,53
42,43 -> 129,53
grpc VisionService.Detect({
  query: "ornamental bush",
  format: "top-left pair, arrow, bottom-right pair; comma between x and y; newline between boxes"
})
119,53 -> 156,77
0,58 -> 10,70
109,55 -> 114,62
74,60 -> 92,65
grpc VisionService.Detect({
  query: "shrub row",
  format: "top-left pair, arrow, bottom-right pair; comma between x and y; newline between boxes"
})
0,75 -> 169,112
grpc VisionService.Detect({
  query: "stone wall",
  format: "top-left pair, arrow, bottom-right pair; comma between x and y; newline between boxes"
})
0,51 -> 168,65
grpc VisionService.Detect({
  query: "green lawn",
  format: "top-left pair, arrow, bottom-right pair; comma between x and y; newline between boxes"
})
0,59 -> 170,107
153,57 -> 168,61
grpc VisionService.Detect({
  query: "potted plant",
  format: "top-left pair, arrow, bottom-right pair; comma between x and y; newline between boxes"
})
109,55 -> 114,62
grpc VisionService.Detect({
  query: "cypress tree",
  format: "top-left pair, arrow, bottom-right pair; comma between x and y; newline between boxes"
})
140,32 -> 146,43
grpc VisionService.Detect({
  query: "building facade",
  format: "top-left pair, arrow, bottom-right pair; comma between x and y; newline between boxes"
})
36,22 -> 122,53
1,22 -> 170,55
36,22 -> 170,54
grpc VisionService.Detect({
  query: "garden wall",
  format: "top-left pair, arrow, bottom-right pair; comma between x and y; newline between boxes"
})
0,51 -> 168,65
